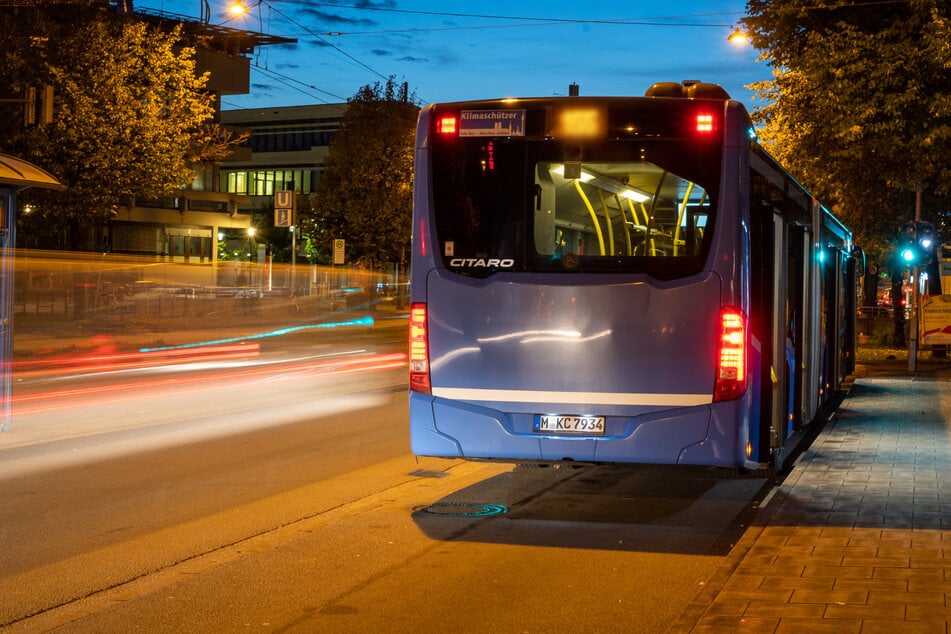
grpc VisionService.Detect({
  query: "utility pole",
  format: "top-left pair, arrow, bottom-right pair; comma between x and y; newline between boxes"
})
909,187 -> 922,372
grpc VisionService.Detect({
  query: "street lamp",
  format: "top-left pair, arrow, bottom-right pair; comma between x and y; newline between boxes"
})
728,28 -> 750,46
227,0 -> 248,17
246,226 -> 256,263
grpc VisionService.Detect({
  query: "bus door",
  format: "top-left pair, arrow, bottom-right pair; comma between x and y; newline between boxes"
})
786,226 -> 807,435
802,215 -> 823,425
768,213 -> 790,451
842,249 -> 860,377
822,246 -> 849,392
749,200 -> 789,461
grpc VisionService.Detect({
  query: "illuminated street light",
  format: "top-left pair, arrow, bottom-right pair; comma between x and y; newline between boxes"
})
728,29 -> 750,46
227,0 -> 248,17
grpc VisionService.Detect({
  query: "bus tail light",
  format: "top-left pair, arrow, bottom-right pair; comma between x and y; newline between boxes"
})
436,115 -> 458,135
409,302 -> 431,394
714,307 -> 747,402
695,113 -> 716,134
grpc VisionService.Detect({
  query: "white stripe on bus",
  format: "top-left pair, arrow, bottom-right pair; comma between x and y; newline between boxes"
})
431,388 -> 712,407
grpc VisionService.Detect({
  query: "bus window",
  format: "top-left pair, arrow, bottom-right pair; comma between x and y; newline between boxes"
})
535,161 -> 709,260
430,122 -> 720,279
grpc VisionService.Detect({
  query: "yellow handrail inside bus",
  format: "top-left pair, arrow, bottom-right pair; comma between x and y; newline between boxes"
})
673,182 -> 695,256
616,195 -> 633,255
626,198 -> 641,226
639,202 -> 656,256
597,190 -> 615,255
573,179 -> 606,255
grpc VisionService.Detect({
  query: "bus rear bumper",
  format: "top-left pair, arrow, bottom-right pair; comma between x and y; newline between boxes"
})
410,401 -> 464,457
409,392 -> 747,466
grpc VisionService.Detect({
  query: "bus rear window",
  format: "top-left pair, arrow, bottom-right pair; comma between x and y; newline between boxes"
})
534,160 -> 709,263
430,138 -> 719,279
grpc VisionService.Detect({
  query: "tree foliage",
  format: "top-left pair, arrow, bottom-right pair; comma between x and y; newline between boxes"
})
310,77 -> 419,269
742,1 -> 951,261
0,5 -> 240,249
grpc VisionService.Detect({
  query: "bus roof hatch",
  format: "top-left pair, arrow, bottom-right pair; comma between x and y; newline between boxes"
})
645,81 -> 731,100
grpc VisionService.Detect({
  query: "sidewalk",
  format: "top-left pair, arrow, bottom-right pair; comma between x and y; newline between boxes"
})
672,359 -> 951,633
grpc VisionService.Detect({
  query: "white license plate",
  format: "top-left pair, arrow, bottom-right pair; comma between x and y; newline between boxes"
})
533,414 -> 605,435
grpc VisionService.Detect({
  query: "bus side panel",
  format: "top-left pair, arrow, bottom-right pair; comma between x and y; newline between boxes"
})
410,107 -> 436,299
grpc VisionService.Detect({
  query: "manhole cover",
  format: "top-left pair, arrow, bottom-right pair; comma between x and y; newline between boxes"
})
414,502 -> 508,517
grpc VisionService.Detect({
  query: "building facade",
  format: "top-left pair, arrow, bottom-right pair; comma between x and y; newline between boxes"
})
218,103 -> 346,208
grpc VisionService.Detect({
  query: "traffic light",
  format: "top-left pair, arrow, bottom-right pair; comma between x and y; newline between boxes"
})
899,221 -> 921,265
916,220 -> 935,251
897,220 -> 937,267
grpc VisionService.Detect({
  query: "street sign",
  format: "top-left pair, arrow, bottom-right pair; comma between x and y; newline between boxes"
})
274,208 -> 292,227
920,295 -> 951,345
274,189 -> 294,227
333,238 -> 345,265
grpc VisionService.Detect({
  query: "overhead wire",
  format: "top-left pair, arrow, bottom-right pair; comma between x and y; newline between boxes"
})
250,63 -> 351,102
207,2 -> 786,106
220,3 -> 747,103
218,0 -> 388,102
259,0 -> 389,81
268,2 -> 741,28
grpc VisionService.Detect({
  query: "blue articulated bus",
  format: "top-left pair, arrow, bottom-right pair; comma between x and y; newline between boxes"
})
409,81 -> 858,471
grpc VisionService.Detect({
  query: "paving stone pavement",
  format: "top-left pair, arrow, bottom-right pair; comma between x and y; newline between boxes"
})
671,372 -> 951,633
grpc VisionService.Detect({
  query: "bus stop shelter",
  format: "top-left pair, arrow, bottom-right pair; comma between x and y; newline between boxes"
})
0,153 -> 64,431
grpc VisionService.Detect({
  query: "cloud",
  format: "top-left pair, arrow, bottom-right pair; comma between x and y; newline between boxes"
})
397,55 -> 427,63
322,0 -> 397,8
294,8 -> 376,28
249,81 -> 278,94
370,48 -> 391,57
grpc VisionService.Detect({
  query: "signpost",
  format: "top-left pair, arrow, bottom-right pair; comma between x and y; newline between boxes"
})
274,189 -> 295,295
330,239 -> 345,310
274,190 -> 293,227
333,238 -> 345,265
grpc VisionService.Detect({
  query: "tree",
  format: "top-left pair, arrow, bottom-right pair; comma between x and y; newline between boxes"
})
310,77 -> 419,269
742,1 -> 951,262
0,6 -> 240,249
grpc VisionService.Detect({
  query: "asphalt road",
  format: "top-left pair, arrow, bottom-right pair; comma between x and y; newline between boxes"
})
0,325 -> 770,633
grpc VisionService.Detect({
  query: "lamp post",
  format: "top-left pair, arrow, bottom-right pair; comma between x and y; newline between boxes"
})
290,224 -> 297,297
246,226 -> 256,287
909,187 -> 922,372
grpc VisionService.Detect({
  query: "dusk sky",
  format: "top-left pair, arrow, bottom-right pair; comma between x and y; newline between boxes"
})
135,0 -> 768,112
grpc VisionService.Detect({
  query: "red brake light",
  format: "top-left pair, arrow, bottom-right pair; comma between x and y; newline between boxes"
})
714,307 -> 747,402
436,115 -> 458,135
409,303 -> 431,394
696,113 -> 715,133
